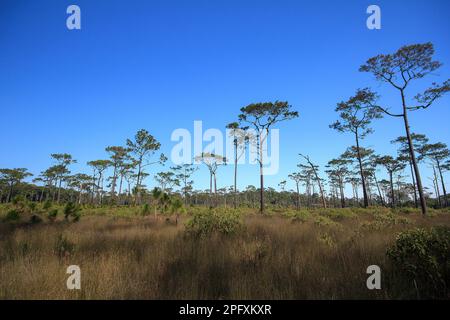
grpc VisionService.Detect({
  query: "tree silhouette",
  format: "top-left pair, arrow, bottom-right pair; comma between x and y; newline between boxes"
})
50,153 -> 76,203
299,154 -> 326,208
326,157 -> 351,208
330,88 -> 382,207
87,159 -> 111,205
154,171 -> 179,194
419,142 -> 449,207
0,168 -> 32,202
391,133 -> 429,208
172,163 -> 197,206
105,146 -> 129,203
195,152 -> 226,207
239,101 -> 298,213
375,156 -> 406,207
360,42 -> 450,214
226,122 -> 254,209
288,172 -> 303,209
126,129 -> 165,204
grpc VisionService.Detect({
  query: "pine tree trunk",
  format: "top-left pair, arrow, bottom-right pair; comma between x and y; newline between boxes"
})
355,130 -> 369,207
401,90 -> 427,215
259,132 -> 264,214
436,159 -> 447,207
389,171 -> 395,207
409,160 -> 418,208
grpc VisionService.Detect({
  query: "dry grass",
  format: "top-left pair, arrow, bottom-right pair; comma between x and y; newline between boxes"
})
0,207 -> 449,299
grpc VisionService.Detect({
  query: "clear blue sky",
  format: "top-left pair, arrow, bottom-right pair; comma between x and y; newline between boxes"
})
1,0 -> 449,195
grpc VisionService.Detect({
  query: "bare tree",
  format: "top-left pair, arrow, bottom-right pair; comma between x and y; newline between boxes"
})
299,154 -> 326,208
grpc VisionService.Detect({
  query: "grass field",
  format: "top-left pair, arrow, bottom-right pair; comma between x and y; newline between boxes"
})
0,205 -> 449,299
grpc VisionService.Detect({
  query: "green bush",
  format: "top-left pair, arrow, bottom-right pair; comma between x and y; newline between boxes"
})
63,202 -> 81,222
319,208 -> 356,220
43,200 -> 52,210
361,211 -> 410,230
387,226 -> 450,299
142,203 -> 150,216
12,195 -> 26,206
290,210 -> 310,223
27,202 -> 37,213
314,215 -> 341,228
47,209 -> 58,222
4,209 -> 20,222
185,209 -> 243,237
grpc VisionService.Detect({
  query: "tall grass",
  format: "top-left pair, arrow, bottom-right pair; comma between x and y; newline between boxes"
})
0,206 -> 448,299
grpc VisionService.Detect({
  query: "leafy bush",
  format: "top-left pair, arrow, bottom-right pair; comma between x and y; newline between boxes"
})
142,204 -> 150,216
185,209 -> 243,237
361,211 -> 410,230
43,200 -> 52,210
285,210 -> 310,223
4,209 -> 20,222
63,202 -> 81,222
387,227 -> 450,299
319,208 -> 356,220
47,209 -> 58,222
314,215 -> 341,228
27,202 -> 37,213
12,195 -> 26,206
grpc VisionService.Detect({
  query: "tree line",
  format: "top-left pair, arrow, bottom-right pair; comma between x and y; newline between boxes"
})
1,43 -> 449,214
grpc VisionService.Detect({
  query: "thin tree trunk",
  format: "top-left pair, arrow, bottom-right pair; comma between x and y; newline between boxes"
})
7,183 -> 13,202
339,178 -> 345,208
118,174 -> 123,205
57,178 -> 62,204
401,90 -> 427,215
409,160 -> 418,208
259,132 -> 264,214
389,171 -> 395,207
355,130 -> 369,207
436,159 -> 447,207
373,174 -> 385,206
234,140 -> 238,209
433,165 -> 442,208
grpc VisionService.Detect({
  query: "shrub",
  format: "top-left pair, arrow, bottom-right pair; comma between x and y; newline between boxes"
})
185,209 -> 243,237
29,214 -> 42,224
27,202 -> 37,213
4,209 -> 20,222
320,208 -> 356,220
47,209 -> 58,222
361,211 -> 410,230
387,226 -> 450,299
43,200 -> 52,210
314,215 -> 341,228
142,204 -> 150,216
285,210 -> 310,223
12,195 -> 26,206
63,202 -> 81,222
